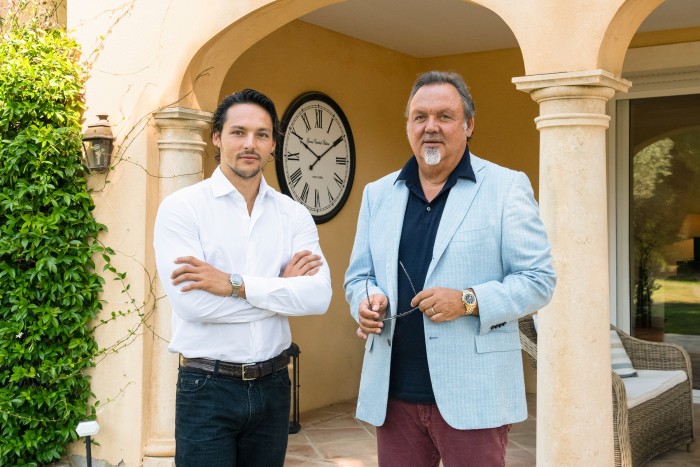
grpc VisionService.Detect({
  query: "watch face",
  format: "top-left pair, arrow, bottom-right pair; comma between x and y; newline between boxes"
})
463,291 -> 476,305
276,92 -> 355,224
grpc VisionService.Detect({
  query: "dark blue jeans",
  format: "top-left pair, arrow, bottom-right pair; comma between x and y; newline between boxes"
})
175,367 -> 291,467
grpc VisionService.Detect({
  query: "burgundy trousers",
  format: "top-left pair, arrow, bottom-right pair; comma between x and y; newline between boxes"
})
376,399 -> 511,467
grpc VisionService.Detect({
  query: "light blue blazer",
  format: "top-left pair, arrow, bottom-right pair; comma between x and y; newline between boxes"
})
344,154 -> 556,430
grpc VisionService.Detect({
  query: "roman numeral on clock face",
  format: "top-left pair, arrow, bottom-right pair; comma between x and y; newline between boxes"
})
300,182 -> 309,203
301,113 -> 311,132
290,168 -> 303,187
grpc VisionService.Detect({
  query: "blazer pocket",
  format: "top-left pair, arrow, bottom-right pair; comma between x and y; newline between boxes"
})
474,330 -> 521,353
451,224 -> 496,244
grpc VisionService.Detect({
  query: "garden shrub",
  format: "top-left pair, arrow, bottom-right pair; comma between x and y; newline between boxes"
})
0,6 -> 106,466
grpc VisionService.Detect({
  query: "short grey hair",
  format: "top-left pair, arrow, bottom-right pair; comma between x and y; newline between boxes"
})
405,71 -> 476,122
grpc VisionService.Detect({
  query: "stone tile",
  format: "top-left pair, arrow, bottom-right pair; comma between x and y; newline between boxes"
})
284,458 -> 334,466
287,431 -> 312,445
286,442 -> 321,459
324,456 -> 378,466
315,440 -> 379,461
510,417 -> 536,435
286,398 -> 699,467
311,414 -> 366,430
508,431 -> 536,456
505,445 -> 536,467
304,426 -> 376,445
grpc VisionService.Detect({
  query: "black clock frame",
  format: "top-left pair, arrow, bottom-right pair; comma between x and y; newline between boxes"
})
276,91 -> 356,224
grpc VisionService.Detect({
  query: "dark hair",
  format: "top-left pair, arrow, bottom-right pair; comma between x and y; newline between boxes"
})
405,71 -> 476,122
211,88 -> 280,139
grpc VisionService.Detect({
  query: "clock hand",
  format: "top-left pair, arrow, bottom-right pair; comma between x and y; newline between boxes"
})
309,135 -> 345,170
290,129 -> 321,159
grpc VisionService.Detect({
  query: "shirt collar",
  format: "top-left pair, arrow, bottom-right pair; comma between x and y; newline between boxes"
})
210,166 -> 272,199
395,145 -> 476,185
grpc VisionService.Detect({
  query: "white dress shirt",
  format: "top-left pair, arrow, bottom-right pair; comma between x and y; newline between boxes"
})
154,167 -> 332,363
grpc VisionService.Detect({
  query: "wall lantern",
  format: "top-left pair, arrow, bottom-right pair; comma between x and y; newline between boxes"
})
82,114 -> 114,172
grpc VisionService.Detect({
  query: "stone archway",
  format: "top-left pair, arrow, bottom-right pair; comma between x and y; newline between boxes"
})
146,1 -> 672,466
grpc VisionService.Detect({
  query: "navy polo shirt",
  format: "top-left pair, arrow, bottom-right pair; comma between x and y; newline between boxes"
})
388,148 -> 475,403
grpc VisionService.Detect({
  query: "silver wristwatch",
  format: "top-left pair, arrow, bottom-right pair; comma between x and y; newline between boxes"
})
229,274 -> 244,298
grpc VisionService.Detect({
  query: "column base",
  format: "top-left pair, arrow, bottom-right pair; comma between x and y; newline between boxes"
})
143,437 -> 175,458
142,457 -> 175,467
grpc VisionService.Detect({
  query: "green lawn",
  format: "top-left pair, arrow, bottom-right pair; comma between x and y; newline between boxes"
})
652,277 -> 700,335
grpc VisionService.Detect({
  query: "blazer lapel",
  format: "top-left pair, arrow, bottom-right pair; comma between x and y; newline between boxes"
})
426,155 -> 485,279
384,180 -> 409,323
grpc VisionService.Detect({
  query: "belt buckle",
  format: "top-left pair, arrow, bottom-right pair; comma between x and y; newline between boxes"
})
241,363 -> 256,381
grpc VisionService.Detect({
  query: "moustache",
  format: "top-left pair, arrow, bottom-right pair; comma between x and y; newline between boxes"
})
236,150 -> 262,159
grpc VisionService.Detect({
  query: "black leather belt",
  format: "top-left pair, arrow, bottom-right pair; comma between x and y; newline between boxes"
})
180,352 -> 289,381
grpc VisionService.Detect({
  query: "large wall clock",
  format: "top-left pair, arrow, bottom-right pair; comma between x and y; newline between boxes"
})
276,92 -> 355,224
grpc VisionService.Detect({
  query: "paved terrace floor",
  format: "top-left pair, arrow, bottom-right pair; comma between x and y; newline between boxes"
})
285,394 -> 699,466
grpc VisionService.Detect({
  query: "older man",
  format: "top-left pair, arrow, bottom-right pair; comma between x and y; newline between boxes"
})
344,71 -> 555,466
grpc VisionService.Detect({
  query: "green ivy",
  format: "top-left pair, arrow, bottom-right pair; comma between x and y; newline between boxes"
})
0,6 -> 107,466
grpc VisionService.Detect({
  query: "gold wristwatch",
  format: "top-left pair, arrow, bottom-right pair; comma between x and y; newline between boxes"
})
461,289 -> 477,316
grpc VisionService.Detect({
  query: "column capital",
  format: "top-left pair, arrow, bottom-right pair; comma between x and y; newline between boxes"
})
512,69 -> 631,95
154,106 -> 212,131
153,106 -> 211,180
513,70 -> 631,130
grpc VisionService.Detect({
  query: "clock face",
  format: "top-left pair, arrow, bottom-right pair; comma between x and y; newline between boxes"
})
276,92 -> 355,224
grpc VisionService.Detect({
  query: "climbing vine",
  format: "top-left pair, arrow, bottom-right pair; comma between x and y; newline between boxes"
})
0,2 -> 107,465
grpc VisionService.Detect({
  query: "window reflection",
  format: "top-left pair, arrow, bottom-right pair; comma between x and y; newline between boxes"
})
630,93 -> 700,390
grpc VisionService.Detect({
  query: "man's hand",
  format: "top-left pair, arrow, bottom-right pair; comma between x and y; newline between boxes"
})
171,256 -> 233,297
356,293 -> 388,339
282,250 -> 323,277
412,287 -> 475,322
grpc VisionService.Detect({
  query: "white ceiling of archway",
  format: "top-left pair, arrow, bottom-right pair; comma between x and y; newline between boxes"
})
301,0 -> 700,57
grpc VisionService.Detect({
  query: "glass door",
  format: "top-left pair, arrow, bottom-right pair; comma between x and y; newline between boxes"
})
629,93 -> 700,391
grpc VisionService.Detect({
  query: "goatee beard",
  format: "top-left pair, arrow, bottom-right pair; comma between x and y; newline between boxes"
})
423,147 -> 441,166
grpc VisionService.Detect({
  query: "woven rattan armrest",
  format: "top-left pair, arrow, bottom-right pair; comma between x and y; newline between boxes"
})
613,325 -> 692,372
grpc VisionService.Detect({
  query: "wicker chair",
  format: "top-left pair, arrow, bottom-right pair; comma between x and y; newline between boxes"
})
518,316 -> 695,466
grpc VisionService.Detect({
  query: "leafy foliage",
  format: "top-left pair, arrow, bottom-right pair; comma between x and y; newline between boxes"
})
0,4 -> 106,466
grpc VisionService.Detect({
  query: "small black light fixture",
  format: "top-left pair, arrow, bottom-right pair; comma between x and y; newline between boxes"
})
287,342 -> 301,434
76,420 -> 100,467
82,114 -> 114,172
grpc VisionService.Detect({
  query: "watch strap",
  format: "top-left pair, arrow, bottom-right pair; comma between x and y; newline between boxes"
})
461,289 -> 477,316
230,274 -> 243,298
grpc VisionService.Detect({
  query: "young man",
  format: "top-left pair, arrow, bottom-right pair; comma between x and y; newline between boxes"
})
154,89 -> 331,466
344,71 -> 556,466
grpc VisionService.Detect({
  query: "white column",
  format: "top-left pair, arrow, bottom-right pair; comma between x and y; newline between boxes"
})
513,70 -> 630,467
143,107 -> 211,467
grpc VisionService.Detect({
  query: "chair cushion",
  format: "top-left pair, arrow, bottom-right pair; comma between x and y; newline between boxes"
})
611,330 -> 638,378
622,369 -> 688,409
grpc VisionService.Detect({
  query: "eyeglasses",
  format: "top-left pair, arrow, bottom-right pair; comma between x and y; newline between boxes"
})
365,261 -> 420,322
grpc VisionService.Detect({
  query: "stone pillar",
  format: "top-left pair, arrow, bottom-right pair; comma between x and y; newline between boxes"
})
513,70 -> 630,467
143,107 -> 211,467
